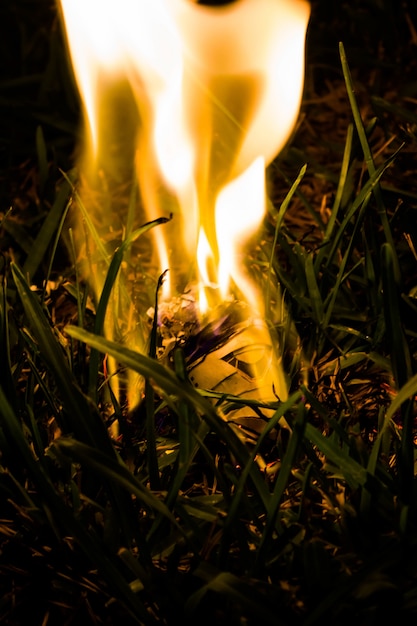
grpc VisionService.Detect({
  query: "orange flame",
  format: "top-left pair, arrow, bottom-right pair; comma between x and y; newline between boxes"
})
59,0 -> 310,403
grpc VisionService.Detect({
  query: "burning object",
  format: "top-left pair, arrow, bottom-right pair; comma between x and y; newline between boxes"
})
59,0 -> 310,419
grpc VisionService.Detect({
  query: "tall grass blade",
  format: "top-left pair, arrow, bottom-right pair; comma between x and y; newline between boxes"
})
41,195 -> 73,302
322,194 -> 370,328
60,169 -> 110,263
67,325 -> 271,504
23,175 -> 73,281
0,387 -> 156,624
11,262 -> 114,454
315,123 -> 353,271
163,348 -> 206,506
257,401 -> 308,563
305,253 -> 324,325
266,164 -> 306,313
339,41 -> 399,266
88,216 -> 169,399
324,151 -> 398,272
304,421 -> 370,490
326,123 -> 353,239
144,271 -> 168,491
221,391 -> 304,547
54,438 -> 177,524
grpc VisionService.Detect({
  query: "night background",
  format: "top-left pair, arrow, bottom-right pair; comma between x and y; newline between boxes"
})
1,1 -> 417,624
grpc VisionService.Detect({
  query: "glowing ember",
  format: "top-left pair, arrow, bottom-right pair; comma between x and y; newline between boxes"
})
59,0 -> 310,407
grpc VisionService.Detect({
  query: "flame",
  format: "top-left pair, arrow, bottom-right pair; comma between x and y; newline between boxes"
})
59,0 -> 310,403
216,156 -> 266,306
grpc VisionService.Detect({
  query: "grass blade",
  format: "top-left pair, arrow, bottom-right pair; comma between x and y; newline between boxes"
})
266,164 -> 306,313
257,401 -> 308,563
66,325 -> 272,507
88,216 -> 169,399
11,262 -> 114,453
339,41 -> 400,268
0,386 -> 157,624
54,438 -> 178,524
23,175 -> 73,281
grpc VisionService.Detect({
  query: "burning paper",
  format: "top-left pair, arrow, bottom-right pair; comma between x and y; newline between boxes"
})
59,0 -> 310,410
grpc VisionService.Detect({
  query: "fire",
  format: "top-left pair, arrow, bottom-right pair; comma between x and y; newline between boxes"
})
59,0 -> 310,405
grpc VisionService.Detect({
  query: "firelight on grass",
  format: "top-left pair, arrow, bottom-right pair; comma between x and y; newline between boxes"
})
59,0 -> 310,409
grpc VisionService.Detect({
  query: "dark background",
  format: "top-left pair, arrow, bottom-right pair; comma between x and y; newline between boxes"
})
1,0 -> 416,207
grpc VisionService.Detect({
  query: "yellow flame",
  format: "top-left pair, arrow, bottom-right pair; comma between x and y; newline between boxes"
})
216,156 -> 266,306
59,0 -> 309,295
59,0 -> 310,403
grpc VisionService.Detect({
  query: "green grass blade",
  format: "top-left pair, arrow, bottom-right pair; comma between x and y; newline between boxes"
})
60,169 -> 110,263
67,325 -> 271,504
304,421 -> 369,489
384,373 -> 417,426
339,41 -> 399,265
265,164 -> 306,313
11,263 -> 114,452
54,437 -> 177,525
324,151 -> 398,272
88,217 -> 169,399
23,175 -> 73,281
221,391 -> 303,545
163,349 -> 206,507
322,194 -> 370,328
144,271 -> 168,491
0,387 -> 156,624
305,253 -> 324,325
360,406 -> 393,520
257,401 -> 308,562
41,196 -> 73,303
339,42 -> 383,201
326,123 -> 354,240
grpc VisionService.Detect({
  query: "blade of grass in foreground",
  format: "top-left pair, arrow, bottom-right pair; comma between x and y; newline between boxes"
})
53,437 -> 178,524
12,262 -> 152,546
265,163 -> 306,314
23,172 -> 73,281
256,401 -> 308,565
66,325 -> 272,511
144,271 -> 168,491
11,263 -> 114,454
60,169 -> 109,263
0,386 -> 157,625
220,391 -> 303,552
88,216 -> 170,400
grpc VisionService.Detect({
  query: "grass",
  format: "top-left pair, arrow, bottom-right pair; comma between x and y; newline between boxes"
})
1,0 -> 417,624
